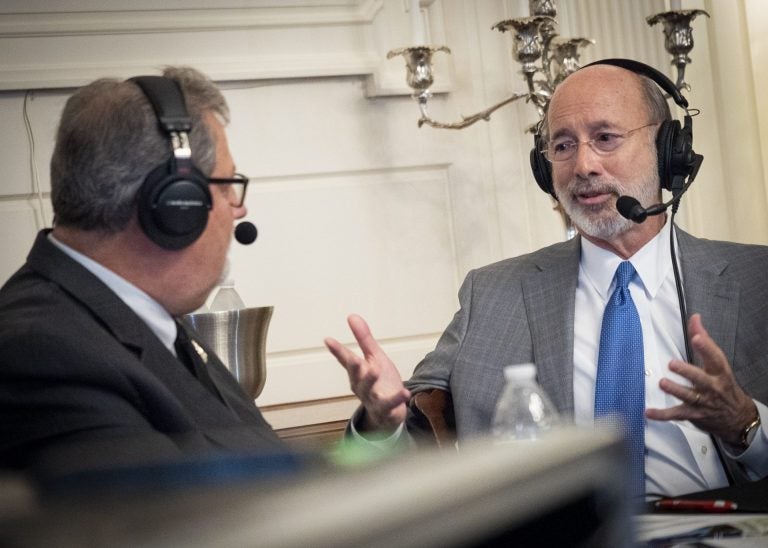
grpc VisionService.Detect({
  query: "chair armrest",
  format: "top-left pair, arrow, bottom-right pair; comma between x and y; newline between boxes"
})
408,389 -> 457,450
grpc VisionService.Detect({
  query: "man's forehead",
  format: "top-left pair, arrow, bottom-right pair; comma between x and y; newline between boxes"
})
550,64 -> 640,104
547,96 -> 627,134
546,67 -> 645,133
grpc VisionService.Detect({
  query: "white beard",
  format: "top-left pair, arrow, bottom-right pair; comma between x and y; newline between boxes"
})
557,167 -> 660,241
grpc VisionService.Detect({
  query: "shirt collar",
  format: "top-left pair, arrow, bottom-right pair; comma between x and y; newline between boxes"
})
48,233 -> 177,352
580,216 -> 674,300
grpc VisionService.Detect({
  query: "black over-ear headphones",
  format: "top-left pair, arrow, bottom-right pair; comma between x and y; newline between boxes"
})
131,76 -> 211,250
530,58 -> 701,199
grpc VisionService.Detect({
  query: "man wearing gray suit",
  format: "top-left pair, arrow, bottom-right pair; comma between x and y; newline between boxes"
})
326,59 -> 768,497
0,67 -> 287,479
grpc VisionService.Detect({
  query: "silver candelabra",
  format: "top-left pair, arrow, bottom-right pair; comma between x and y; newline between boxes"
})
647,8 -> 710,91
389,0 -> 709,130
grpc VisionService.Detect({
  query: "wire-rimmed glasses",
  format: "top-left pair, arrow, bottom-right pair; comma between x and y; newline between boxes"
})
543,122 -> 659,162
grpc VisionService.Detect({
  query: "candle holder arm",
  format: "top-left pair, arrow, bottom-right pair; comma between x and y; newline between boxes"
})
416,90 -> 532,130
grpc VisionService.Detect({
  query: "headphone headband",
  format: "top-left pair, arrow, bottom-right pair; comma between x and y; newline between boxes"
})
130,76 -> 192,133
582,58 -> 688,109
131,75 -> 211,250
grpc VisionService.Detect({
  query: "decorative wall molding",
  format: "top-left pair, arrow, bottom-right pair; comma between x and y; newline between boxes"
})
237,165 -> 457,407
0,54 -> 383,92
262,395 -> 358,451
258,333 -> 440,406
0,0 -> 453,95
0,2 -> 384,37
261,395 -> 359,430
0,0 -> 387,90
365,0 -> 453,97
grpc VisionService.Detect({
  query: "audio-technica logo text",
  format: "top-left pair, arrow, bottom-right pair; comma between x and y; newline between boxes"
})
165,200 -> 204,207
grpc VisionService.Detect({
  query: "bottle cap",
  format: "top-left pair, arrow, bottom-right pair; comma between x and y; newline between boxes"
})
503,363 -> 537,382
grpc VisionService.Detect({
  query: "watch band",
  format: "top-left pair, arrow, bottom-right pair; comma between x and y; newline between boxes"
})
740,414 -> 761,449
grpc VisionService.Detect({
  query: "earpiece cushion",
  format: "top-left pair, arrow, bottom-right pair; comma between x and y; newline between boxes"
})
655,119 -> 680,193
530,134 -> 555,197
138,162 -> 211,250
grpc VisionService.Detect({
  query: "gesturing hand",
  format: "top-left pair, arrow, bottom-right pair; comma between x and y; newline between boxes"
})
646,314 -> 758,446
324,314 -> 411,433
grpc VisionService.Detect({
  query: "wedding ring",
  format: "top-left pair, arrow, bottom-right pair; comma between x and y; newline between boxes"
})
692,390 -> 701,406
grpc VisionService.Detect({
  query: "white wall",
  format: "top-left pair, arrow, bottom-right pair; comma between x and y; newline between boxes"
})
1,0 -> 765,422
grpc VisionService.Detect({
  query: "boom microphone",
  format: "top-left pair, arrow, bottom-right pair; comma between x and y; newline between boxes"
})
616,196 -> 669,223
617,140 -> 703,224
234,221 -> 258,245
616,168 -> 701,224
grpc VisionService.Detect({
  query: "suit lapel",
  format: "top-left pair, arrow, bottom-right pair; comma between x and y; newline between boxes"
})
677,230 -> 739,365
26,231 -> 148,357
522,237 -> 581,415
675,228 -> 748,484
26,231 -> 254,422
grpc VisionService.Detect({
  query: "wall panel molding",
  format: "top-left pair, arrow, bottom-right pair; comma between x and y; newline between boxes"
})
0,0 -> 454,94
0,2 -> 383,38
0,54 -> 383,92
232,163 -> 460,352
258,333 -> 440,406
365,0 -> 453,97
0,0 -> 386,90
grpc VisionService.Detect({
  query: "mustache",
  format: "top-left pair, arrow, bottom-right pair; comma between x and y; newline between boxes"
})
567,178 -> 624,197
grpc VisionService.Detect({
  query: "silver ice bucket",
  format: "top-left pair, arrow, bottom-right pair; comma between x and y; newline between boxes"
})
184,306 -> 273,399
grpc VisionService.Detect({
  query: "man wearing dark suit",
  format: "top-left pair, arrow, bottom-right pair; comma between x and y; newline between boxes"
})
0,67 -> 286,478
325,60 -> 768,497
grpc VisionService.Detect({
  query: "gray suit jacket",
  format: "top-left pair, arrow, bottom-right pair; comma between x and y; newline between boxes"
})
0,231 -> 286,478
406,228 -> 768,476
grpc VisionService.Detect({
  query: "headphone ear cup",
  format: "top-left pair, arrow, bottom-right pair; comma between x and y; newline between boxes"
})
138,162 -> 212,250
530,134 -> 556,197
655,119 -> 679,192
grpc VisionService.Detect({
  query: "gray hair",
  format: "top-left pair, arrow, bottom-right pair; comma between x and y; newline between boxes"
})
50,66 -> 229,232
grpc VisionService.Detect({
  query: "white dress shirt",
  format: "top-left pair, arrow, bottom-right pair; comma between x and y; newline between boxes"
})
574,217 -> 767,496
48,233 -> 178,354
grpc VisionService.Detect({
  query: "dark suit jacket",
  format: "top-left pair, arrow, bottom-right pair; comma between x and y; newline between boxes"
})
0,231 -> 286,478
406,227 -> 768,480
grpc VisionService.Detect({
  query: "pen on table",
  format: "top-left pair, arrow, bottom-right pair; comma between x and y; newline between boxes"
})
654,498 -> 738,512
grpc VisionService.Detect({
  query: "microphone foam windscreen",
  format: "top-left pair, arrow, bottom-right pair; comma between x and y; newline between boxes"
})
234,222 -> 258,245
616,196 -> 645,222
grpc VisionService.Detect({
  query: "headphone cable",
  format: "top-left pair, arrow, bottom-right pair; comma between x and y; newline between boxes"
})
23,90 -> 49,228
670,207 -> 735,486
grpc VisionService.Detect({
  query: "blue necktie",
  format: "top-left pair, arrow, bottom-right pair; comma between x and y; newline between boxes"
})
595,261 -> 645,496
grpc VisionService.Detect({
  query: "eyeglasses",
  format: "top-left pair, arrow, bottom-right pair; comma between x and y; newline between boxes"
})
207,173 -> 249,207
543,122 -> 658,163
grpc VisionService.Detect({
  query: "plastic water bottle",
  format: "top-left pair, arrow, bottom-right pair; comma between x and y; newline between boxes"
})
209,277 -> 245,312
491,363 -> 560,443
